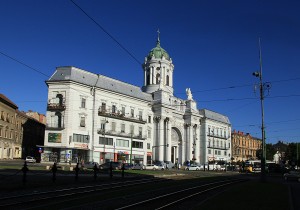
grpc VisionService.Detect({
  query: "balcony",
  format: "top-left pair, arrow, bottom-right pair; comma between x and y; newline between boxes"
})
98,109 -> 146,124
47,103 -> 66,111
46,123 -> 64,131
207,144 -> 228,150
207,133 -> 229,140
97,129 -> 147,140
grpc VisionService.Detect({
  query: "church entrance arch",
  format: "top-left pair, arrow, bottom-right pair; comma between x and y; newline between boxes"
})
171,127 -> 182,164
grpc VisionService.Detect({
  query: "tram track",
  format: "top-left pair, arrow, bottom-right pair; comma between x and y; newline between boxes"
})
0,177 -> 168,209
115,178 -> 247,210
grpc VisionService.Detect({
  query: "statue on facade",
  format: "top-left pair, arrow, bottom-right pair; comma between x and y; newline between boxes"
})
186,88 -> 193,100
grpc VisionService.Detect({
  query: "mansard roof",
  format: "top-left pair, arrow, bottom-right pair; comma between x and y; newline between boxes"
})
199,109 -> 231,125
47,66 -> 152,102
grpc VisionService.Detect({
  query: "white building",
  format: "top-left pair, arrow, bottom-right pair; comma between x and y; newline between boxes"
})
42,34 -> 231,165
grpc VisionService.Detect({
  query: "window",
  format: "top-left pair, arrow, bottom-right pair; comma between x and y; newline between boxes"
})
112,105 -> 116,113
147,143 -> 150,149
101,103 -> 106,112
132,141 -> 143,149
116,139 -> 129,147
215,150 -> 217,155
81,98 -> 86,108
166,75 -> 169,86
131,109 -> 134,118
100,121 -> 106,131
121,124 -> 125,133
139,111 -> 143,120
0,127 -> 2,137
99,137 -> 113,145
130,124 -> 134,135
148,116 -> 151,123
156,73 -> 160,84
73,134 -> 89,143
80,116 -> 85,127
122,107 -> 125,115
218,151 -> 221,155
208,149 -> 211,154
138,127 -> 142,137
111,122 -> 116,132
147,129 -> 151,138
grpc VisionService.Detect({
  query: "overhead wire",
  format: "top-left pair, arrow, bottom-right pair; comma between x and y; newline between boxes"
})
69,0 -> 179,99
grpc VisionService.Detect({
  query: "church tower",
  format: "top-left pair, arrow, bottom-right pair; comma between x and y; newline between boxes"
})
142,30 -> 174,95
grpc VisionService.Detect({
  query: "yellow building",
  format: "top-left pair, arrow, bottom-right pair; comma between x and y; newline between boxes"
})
231,130 -> 262,162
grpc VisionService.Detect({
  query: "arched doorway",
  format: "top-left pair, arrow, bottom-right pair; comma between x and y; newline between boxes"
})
171,127 -> 182,164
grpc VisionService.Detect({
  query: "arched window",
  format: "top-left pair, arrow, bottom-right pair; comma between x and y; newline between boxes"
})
156,73 -> 160,84
57,94 -> 63,106
55,112 -> 62,128
166,75 -> 169,86
146,72 -> 150,85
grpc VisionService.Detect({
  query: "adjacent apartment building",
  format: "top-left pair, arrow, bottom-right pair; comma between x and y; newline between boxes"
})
231,130 -> 262,162
42,34 -> 232,165
0,93 -> 45,160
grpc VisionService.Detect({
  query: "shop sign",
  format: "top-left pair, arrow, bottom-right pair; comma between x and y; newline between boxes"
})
74,143 -> 88,149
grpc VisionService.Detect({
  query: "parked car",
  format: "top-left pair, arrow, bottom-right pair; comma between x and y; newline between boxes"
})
121,163 -> 133,170
99,162 -> 121,170
131,163 -> 145,170
83,162 -> 99,170
198,164 -> 208,170
185,164 -> 200,171
145,164 -> 165,170
283,171 -> 300,182
153,161 -> 166,168
164,161 -> 175,169
25,156 -> 36,163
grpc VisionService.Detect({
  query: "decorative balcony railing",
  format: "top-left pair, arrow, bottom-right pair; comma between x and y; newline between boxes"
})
98,109 -> 146,124
46,123 -> 64,130
207,144 -> 228,150
97,129 -> 147,140
207,133 -> 229,140
47,103 -> 66,111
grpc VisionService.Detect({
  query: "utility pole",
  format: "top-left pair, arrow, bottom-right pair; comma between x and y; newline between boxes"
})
252,38 -> 271,182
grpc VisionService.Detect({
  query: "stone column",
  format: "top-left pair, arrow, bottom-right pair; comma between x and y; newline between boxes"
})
194,124 -> 200,163
183,123 -> 190,162
188,124 -> 193,161
144,68 -> 147,86
150,66 -> 153,84
153,116 -> 161,161
165,117 -> 172,162
159,117 -> 164,161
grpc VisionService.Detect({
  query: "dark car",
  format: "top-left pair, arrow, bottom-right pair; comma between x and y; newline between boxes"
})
131,163 -> 145,170
83,162 -> 99,170
99,162 -> 121,170
120,163 -> 133,170
283,171 -> 300,182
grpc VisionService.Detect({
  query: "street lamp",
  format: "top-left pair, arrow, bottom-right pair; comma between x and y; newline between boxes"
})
252,38 -> 271,182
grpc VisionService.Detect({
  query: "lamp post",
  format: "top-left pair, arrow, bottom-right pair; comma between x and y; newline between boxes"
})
252,38 -> 271,182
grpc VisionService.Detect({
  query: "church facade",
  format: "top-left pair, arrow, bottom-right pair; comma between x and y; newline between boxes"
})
42,35 -> 232,166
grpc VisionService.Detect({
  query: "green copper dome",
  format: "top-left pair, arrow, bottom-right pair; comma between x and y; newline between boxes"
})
147,33 -> 170,61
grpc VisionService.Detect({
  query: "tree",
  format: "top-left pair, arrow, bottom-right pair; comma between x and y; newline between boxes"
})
256,149 -> 262,160
266,143 -> 276,161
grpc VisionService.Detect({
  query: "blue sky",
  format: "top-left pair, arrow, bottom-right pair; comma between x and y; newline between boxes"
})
0,0 -> 299,144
